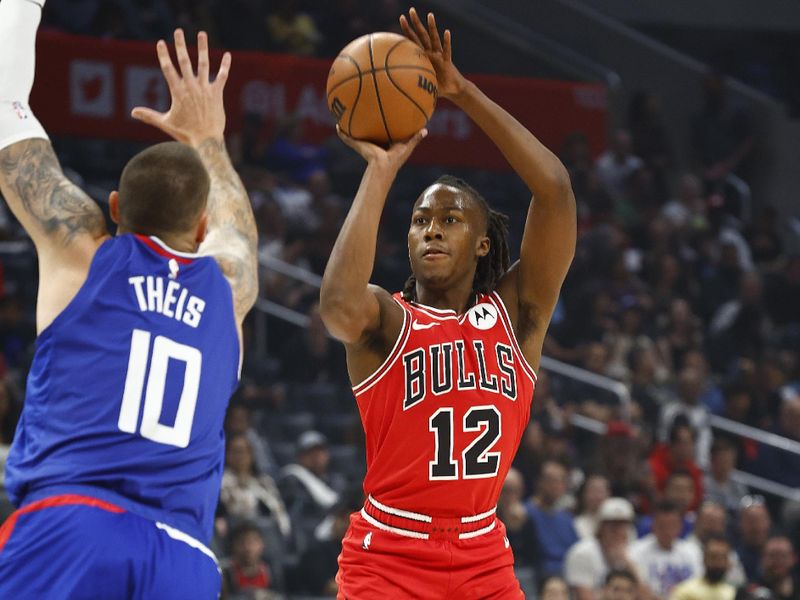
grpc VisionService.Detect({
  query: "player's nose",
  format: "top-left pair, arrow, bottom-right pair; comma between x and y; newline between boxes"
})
423,219 -> 444,240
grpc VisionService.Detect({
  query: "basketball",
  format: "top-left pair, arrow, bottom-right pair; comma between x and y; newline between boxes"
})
326,32 -> 438,144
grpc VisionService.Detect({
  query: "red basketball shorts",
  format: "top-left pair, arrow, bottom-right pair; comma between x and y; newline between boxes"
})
336,497 -> 524,599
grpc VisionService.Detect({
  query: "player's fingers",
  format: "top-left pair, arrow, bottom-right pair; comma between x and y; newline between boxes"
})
173,29 -> 195,79
427,13 -> 443,53
409,8 -> 431,49
197,31 -> 210,82
214,52 -> 232,89
130,106 -> 164,127
399,15 -> 423,48
156,40 -> 181,91
443,29 -> 452,62
396,128 -> 428,157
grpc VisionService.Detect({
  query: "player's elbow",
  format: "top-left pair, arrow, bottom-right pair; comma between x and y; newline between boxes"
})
319,293 -> 370,344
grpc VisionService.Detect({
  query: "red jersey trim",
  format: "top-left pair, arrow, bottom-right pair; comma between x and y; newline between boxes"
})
488,292 -> 537,383
352,299 -> 412,396
0,494 -> 125,552
134,234 -> 195,264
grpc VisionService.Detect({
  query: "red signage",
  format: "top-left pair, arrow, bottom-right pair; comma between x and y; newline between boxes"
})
31,31 -> 607,170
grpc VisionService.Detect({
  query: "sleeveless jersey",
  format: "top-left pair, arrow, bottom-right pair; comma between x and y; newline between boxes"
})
354,292 -> 536,517
4,234 -> 239,544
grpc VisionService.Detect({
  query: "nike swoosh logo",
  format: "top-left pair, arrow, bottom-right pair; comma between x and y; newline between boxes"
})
411,320 -> 440,330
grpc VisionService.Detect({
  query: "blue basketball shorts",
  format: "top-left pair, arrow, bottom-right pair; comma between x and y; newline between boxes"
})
0,493 -> 221,599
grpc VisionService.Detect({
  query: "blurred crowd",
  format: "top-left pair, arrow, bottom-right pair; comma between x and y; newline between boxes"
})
41,0 -> 405,58
1,6 -> 800,600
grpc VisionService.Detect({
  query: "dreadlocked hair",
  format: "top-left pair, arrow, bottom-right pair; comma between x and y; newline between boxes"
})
402,175 -> 511,304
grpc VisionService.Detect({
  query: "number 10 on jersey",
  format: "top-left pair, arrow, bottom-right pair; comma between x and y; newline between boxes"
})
118,329 -> 202,448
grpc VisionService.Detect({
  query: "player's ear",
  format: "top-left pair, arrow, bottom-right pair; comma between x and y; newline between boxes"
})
195,212 -> 208,245
109,191 -> 120,225
476,235 -> 490,258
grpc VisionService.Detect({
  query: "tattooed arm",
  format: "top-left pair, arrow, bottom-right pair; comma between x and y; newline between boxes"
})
132,30 -> 258,327
194,137 -> 258,324
0,138 -> 109,332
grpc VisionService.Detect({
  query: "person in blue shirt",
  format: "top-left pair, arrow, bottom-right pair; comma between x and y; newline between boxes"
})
526,459 -> 579,577
0,2 -> 257,598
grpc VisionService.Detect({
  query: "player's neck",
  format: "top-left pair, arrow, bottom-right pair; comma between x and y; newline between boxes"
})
415,283 -> 475,315
117,227 -> 199,253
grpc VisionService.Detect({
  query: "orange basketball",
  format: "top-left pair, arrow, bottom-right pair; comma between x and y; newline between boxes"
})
326,32 -> 437,144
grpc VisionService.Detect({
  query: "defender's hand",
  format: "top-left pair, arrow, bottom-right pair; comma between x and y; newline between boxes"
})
400,8 -> 467,100
337,126 -> 427,172
131,29 -> 230,147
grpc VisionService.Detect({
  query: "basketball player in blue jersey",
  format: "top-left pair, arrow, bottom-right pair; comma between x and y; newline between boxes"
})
0,1 -> 257,598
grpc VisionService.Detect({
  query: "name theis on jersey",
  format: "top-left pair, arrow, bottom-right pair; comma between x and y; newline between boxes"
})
128,275 -> 206,327
402,340 -> 517,409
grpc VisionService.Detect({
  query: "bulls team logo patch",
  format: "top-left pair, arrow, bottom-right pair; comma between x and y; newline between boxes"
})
467,303 -> 497,330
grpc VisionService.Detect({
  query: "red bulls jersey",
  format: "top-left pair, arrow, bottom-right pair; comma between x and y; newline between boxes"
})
354,291 -> 536,517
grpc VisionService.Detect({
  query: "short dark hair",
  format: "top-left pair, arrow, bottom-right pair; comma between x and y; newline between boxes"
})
118,141 -> 210,237
605,568 -> 637,586
668,415 -> 695,444
403,175 -> 510,302
704,534 -> 731,551
654,499 -> 681,516
665,469 -> 694,484
230,521 -> 263,545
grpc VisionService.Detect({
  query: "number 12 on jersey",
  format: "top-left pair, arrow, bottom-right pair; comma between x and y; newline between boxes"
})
429,406 -> 502,480
118,329 -> 202,448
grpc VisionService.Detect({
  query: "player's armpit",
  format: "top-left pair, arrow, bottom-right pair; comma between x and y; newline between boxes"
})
0,138 -> 108,251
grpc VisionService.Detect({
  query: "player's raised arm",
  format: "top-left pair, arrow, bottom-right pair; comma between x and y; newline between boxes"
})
401,9 -> 577,370
132,30 -> 258,327
319,128 -> 426,347
0,0 -> 110,332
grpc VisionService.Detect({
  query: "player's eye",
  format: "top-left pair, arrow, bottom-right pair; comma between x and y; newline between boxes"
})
446,216 -> 457,224
414,216 -> 427,225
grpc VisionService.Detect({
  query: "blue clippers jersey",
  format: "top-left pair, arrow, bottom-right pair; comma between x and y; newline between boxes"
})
5,234 -> 240,544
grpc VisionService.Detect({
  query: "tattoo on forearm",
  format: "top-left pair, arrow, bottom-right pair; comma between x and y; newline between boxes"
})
196,137 -> 259,317
0,139 -> 105,244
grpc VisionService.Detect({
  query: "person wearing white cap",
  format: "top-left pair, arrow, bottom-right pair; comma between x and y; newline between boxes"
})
564,497 -> 639,600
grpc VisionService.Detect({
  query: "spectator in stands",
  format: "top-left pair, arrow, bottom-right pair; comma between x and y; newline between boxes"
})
750,393 -> 800,489
574,474 -> 612,539
690,71 -> 755,188
526,460 -> 579,577
539,575 -> 571,600
628,345 -> 672,426
280,302 -> 348,387
266,0 -> 322,56
291,498 -> 354,597
669,536 -> 736,600
595,129 -> 644,202
602,569 -> 638,600
594,421 -> 640,501
660,173 -> 707,233
279,431 -> 340,528
564,497 -> 637,599
225,403 -> 278,478
705,436 -> 749,514
649,418 -> 704,511
686,501 -> 746,587
659,366 -> 713,467
629,500 -> 702,599
219,434 -> 291,538
709,272 -> 771,371
736,497 -> 773,581
656,299 -> 704,376
222,522 -> 275,600
637,470 -> 696,538
752,536 -> 799,600
744,206 -> 784,267
627,91 -> 671,195
498,467 -> 540,575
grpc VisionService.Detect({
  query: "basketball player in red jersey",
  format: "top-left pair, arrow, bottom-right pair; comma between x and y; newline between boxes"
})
319,8 -> 576,599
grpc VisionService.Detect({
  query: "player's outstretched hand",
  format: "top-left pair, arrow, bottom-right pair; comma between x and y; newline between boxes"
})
131,29 -> 230,147
400,8 -> 467,100
337,125 -> 427,172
